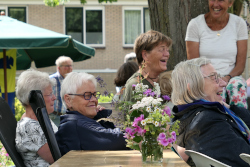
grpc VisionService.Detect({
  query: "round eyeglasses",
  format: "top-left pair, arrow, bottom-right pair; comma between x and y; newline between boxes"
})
203,72 -> 221,84
68,92 -> 101,100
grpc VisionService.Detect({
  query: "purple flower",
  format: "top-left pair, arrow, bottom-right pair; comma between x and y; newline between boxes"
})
160,138 -> 169,147
171,131 -> 176,141
163,106 -> 171,116
103,90 -> 109,96
162,95 -> 171,101
132,84 -> 136,88
150,92 -> 156,97
157,133 -> 166,141
143,89 -> 152,96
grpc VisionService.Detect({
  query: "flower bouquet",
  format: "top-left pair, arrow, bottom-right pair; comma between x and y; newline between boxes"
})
118,70 -> 179,163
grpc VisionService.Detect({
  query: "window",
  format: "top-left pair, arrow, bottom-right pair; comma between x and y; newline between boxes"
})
65,7 -> 83,43
8,7 -> 26,22
123,7 -> 150,47
84,8 -> 104,47
65,7 -> 104,46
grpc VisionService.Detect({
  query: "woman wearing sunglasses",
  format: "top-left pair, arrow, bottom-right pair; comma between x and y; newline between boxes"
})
55,72 -> 127,156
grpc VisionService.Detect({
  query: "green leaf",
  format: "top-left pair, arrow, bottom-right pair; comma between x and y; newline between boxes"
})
133,136 -> 143,143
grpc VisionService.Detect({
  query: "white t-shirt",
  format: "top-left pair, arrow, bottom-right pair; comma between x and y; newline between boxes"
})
185,14 -> 248,76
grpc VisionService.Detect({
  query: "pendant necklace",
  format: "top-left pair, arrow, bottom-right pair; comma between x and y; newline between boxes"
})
217,31 -> 220,37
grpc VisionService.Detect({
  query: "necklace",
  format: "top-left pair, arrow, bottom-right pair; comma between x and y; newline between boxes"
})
148,76 -> 159,83
217,31 -> 220,36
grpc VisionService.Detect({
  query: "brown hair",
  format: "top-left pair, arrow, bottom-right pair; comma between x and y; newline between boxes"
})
114,61 -> 139,87
159,71 -> 172,98
134,30 -> 172,65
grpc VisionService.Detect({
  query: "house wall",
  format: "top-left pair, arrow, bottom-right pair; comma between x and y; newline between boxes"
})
0,0 -> 149,94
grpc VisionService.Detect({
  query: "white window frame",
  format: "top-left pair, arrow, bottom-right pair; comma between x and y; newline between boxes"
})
122,6 -> 144,47
84,6 -> 105,47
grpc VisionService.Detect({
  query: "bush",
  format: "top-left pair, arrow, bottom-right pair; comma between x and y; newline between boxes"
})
15,97 -> 25,121
0,142 -> 14,166
98,94 -> 114,103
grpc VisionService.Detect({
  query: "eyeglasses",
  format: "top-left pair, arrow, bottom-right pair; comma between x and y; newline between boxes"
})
68,92 -> 101,100
60,65 -> 73,68
43,92 -> 55,98
203,72 -> 221,84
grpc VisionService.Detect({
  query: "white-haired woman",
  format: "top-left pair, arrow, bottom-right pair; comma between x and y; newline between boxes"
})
55,72 -> 127,156
15,69 -> 57,167
171,58 -> 250,167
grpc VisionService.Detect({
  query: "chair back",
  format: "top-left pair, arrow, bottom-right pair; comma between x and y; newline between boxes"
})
239,153 -> 250,165
185,150 -> 231,167
29,90 -> 61,161
0,97 -> 26,167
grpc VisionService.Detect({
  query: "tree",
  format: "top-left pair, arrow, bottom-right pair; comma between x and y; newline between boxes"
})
45,0 -> 246,70
148,0 -> 245,70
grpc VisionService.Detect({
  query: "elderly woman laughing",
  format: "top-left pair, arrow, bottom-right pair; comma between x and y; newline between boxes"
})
55,72 -> 127,156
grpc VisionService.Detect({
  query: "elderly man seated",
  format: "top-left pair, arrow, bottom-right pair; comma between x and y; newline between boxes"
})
55,72 -> 127,156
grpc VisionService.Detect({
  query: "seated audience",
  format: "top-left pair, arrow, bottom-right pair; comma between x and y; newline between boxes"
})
171,58 -> 250,167
114,61 -> 139,101
55,72 -> 128,156
15,69 -> 58,167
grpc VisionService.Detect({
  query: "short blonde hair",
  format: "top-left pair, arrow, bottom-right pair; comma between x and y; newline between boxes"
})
171,58 -> 211,105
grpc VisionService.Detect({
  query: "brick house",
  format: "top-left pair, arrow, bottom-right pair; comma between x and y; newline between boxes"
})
0,0 -> 149,94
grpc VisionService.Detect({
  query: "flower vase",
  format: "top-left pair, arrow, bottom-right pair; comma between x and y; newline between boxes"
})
141,135 -> 163,163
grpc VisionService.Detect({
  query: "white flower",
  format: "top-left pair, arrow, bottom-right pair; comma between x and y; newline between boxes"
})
152,99 -> 161,106
141,120 -> 146,125
154,107 -> 160,113
154,121 -> 159,127
146,106 -> 151,113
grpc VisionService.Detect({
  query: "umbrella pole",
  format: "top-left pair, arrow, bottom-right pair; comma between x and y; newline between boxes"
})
3,49 -> 8,103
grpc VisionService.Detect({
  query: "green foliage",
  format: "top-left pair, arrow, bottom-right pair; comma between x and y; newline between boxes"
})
44,0 -> 117,7
98,94 -> 113,103
0,142 -> 14,166
15,97 -> 25,121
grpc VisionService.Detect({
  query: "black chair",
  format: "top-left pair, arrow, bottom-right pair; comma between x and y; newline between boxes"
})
29,90 -> 61,162
0,97 -> 26,167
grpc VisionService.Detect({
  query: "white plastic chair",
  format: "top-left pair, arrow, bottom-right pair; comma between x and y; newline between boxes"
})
240,153 -> 250,165
185,150 -> 231,167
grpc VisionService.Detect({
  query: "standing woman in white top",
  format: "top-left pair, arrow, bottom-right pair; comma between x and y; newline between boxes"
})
186,0 -> 248,108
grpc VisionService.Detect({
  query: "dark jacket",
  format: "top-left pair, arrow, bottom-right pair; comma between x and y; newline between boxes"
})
55,109 -> 128,156
172,103 -> 250,167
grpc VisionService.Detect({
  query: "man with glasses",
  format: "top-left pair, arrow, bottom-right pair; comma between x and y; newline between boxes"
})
49,56 -> 73,126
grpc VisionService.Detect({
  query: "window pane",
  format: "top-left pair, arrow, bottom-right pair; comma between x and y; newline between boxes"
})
144,8 -> 151,32
124,10 -> 141,45
66,8 -> 83,43
86,10 -> 103,44
8,7 -> 26,22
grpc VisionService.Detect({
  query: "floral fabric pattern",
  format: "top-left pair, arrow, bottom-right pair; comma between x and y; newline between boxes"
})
15,117 -> 58,167
222,76 -> 248,109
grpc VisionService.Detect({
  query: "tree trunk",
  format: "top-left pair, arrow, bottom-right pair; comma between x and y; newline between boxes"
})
148,0 -> 209,70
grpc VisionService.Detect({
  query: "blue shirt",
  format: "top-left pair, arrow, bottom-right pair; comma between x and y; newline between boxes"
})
49,72 -> 66,114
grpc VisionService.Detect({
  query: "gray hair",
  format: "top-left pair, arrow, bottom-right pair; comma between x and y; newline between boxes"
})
16,69 -> 55,106
171,58 -> 211,105
55,56 -> 73,67
61,72 -> 97,107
